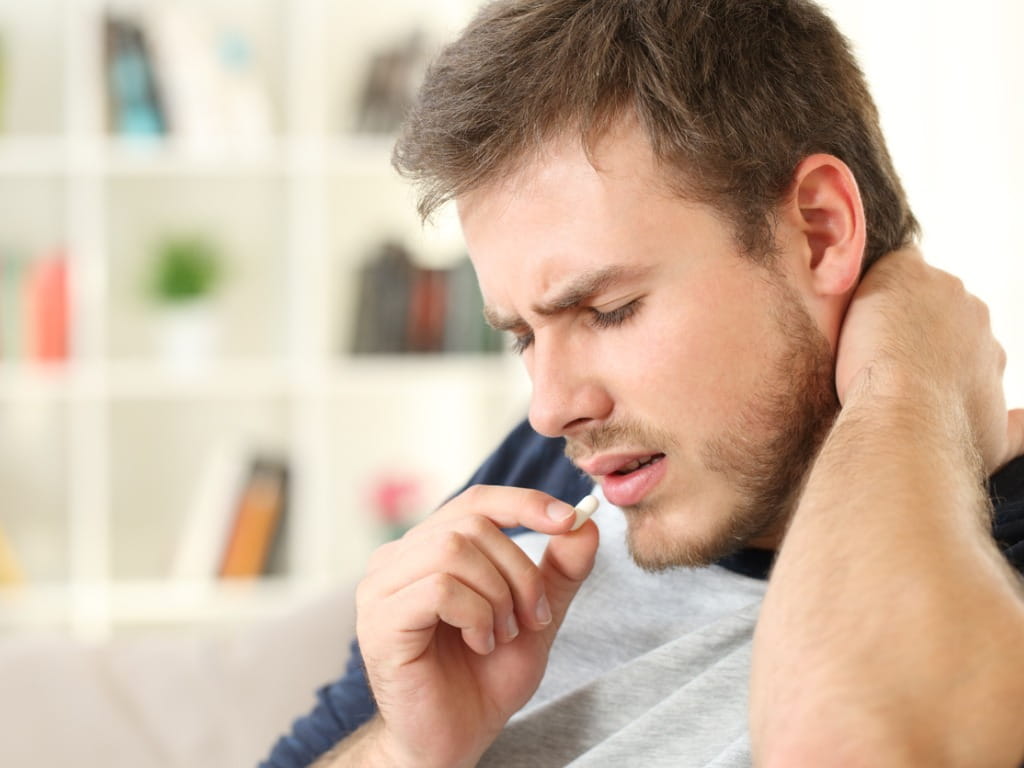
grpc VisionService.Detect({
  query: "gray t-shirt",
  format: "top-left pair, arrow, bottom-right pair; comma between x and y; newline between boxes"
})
480,488 -> 767,767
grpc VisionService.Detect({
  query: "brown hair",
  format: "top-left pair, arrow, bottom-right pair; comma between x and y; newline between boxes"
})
393,0 -> 919,270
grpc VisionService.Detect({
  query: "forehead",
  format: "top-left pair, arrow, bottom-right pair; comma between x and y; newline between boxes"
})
456,123 -> 723,309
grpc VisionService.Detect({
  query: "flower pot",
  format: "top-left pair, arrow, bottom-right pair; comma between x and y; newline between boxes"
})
154,300 -> 220,374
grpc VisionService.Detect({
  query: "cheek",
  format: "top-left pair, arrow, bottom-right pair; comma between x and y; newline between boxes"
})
614,288 -> 778,428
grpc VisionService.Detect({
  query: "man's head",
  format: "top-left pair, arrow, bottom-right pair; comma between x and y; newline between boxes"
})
394,0 -> 917,271
394,0 -> 919,568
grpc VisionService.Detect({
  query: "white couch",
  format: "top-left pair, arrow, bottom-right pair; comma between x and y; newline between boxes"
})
0,587 -> 356,768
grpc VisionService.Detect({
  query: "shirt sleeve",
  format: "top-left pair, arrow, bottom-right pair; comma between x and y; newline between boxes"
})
990,454 -> 1024,576
259,419 -> 590,767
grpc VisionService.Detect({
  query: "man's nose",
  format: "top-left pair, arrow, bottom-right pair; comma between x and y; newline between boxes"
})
527,336 -> 612,438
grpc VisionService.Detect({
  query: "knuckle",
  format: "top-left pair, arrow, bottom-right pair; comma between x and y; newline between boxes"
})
522,488 -> 555,518
459,484 -> 487,506
441,530 -> 468,558
460,514 -> 493,539
354,578 -> 376,612
492,585 -> 515,617
427,572 -> 457,603
515,562 -> 545,600
974,296 -> 990,321
366,540 -> 397,572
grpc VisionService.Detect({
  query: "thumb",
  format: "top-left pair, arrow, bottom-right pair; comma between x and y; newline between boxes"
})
537,521 -> 599,641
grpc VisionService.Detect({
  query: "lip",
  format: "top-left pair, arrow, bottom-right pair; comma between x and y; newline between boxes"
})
575,452 -> 668,508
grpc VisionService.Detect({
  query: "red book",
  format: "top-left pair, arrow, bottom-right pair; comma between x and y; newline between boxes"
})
26,252 -> 69,362
406,268 -> 448,352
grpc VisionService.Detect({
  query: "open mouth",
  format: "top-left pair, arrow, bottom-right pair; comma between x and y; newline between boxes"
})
613,454 -> 666,476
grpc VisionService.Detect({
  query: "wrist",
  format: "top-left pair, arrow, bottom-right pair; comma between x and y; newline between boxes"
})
361,716 -> 482,768
316,717 -> 420,768
828,367 -> 990,526
841,363 -> 973,445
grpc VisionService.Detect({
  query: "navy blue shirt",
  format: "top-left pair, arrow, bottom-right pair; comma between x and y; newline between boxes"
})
262,419 -> 1024,767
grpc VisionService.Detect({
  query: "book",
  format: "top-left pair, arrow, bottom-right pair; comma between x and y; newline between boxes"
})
354,31 -> 428,134
103,14 -> 167,137
406,267 -> 448,353
145,6 -> 273,154
218,457 -> 289,579
25,252 -> 68,362
170,438 -> 251,582
350,241 -> 416,354
350,246 -> 505,355
0,250 -> 26,360
0,523 -> 25,586
443,256 -> 504,354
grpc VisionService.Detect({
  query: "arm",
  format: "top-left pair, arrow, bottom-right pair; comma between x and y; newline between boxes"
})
750,252 -> 1024,767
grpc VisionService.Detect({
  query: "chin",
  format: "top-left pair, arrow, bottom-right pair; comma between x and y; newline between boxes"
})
622,500 -> 748,572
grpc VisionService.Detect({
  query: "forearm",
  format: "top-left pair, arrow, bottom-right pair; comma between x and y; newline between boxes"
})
751,379 -> 1024,767
311,716 -> 401,768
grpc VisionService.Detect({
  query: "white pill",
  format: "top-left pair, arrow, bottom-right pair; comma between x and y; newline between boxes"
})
570,494 -> 599,531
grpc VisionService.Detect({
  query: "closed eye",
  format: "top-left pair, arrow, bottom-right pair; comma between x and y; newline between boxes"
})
510,330 -> 535,355
589,298 -> 642,329
509,299 -> 643,355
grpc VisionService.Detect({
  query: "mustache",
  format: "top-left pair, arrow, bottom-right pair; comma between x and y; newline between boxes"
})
564,419 -> 680,465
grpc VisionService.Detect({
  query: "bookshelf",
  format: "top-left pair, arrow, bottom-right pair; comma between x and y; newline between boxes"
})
4,1 -> 1019,642
0,0 -> 531,640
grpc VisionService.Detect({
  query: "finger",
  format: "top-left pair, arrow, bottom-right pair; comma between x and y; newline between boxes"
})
438,514 -> 552,634
370,513 -> 558,636
367,572 -> 498,659
362,526 -> 520,642
536,519 -> 600,645
420,485 -> 579,535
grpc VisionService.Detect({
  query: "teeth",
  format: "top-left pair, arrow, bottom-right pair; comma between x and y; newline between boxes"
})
616,456 -> 657,475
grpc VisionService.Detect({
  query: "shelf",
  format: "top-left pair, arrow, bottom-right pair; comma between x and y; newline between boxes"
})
0,360 -> 292,400
101,138 -> 288,178
104,359 -> 294,399
0,584 -> 72,630
0,363 -> 73,400
0,356 -> 526,401
0,136 -> 404,178
0,138 -> 68,176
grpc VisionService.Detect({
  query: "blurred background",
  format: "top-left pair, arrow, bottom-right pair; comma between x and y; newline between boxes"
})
0,0 -> 1020,640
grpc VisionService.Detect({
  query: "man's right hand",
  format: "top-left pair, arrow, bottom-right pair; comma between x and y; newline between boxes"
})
348,485 -> 599,768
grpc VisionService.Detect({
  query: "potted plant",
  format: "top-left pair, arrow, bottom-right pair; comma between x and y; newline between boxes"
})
148,234 -> 224,372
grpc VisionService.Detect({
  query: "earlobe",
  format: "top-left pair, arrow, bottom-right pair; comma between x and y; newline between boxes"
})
789,154 -> 866,297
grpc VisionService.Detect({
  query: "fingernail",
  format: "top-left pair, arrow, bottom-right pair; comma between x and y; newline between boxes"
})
485,631 -> 495,654
506,614 -> 519,640
535,594 -> 552,625
546,502 -> 575,523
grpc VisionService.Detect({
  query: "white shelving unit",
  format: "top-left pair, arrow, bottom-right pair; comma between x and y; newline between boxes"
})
0,0 -> 529,640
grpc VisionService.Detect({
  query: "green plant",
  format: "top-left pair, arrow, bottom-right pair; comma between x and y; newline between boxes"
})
149,235 -> 222,303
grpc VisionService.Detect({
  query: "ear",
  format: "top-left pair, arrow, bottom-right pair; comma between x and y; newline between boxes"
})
783,154 -> 866,298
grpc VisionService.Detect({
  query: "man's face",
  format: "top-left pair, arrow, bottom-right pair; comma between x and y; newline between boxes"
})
459,123 -> 839,569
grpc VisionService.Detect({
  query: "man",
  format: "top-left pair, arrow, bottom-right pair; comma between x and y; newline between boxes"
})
265,1 -> 1024,765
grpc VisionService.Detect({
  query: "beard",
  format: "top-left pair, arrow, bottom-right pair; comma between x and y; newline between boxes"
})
565,278 -> 839,572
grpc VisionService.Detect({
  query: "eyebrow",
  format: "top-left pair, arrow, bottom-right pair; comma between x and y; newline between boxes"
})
482,264 -> 651,331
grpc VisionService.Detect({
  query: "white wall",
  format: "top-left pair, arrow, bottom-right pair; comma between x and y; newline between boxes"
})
824,0 -> 1024,402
